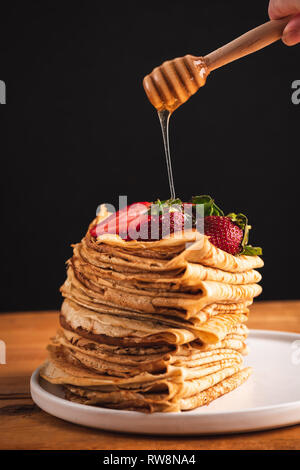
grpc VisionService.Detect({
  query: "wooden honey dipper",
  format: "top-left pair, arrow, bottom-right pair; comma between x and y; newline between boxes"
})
143,18 -> 291,113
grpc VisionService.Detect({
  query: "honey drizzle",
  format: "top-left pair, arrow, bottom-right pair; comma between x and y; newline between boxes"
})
158,109 -> 176,200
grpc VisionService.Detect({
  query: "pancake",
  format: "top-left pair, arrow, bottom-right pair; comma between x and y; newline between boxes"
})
40,206 -> 262,412
75,238 -> 262,284
52,328 -> 245,378
64,364 -> 251,412
60,299 -> 248,345
61,263 -> 261,320
40,346 -> 251,412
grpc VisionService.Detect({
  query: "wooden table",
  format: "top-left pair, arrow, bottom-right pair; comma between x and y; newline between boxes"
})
0,301 -> 300,450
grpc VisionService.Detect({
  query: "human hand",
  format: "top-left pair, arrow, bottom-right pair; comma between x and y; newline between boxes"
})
269,0 -> 300,45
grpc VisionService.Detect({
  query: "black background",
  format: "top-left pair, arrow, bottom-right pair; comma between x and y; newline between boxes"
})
1,0 -> 299,312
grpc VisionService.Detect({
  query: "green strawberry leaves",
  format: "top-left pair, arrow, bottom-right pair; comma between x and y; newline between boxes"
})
227,212 -> 249,247
241,245 -> 263,256
227,212 -> 262,256
191,195 -> 224,216
149,198 -> 183,215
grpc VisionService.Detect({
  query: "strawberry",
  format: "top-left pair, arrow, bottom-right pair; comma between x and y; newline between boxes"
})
90,202 -> 151,238
89,196 -> 262,256
127,211 -> 187,241
163,211 -> 188,237
204,216 -> 243,255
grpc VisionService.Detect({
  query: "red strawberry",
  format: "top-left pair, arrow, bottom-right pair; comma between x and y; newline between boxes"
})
90,202 -> 151,238
204,216 -> 243,255
127,211 -> 187,241
161,211 -> 187,238
132,214 -> 159,241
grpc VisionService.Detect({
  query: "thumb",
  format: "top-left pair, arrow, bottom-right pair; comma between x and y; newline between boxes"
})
282,13 -> 300,45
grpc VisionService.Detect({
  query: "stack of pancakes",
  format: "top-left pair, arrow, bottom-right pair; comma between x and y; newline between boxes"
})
41,207 -> 263,412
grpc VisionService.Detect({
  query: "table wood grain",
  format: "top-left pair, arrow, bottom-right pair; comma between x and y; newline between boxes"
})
0,301 -> 300,450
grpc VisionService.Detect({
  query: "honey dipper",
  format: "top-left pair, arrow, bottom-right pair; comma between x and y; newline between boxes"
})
143,18 -> 291,113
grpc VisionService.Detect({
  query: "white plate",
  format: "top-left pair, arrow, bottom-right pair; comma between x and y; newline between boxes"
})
30,330 -> 300,435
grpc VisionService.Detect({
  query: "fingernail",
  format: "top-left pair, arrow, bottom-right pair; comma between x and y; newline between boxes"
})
282,31 -> 300,46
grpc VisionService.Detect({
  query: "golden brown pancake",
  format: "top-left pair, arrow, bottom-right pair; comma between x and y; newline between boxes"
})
40,207 -> 262,412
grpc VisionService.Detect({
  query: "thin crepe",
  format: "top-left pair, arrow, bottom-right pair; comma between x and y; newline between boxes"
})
60,299 -> 249,345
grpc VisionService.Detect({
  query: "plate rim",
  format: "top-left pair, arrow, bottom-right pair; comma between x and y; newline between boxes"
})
31,328 -> 300,419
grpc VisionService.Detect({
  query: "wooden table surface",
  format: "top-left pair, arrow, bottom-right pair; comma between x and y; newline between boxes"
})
0,300 -> 300,450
